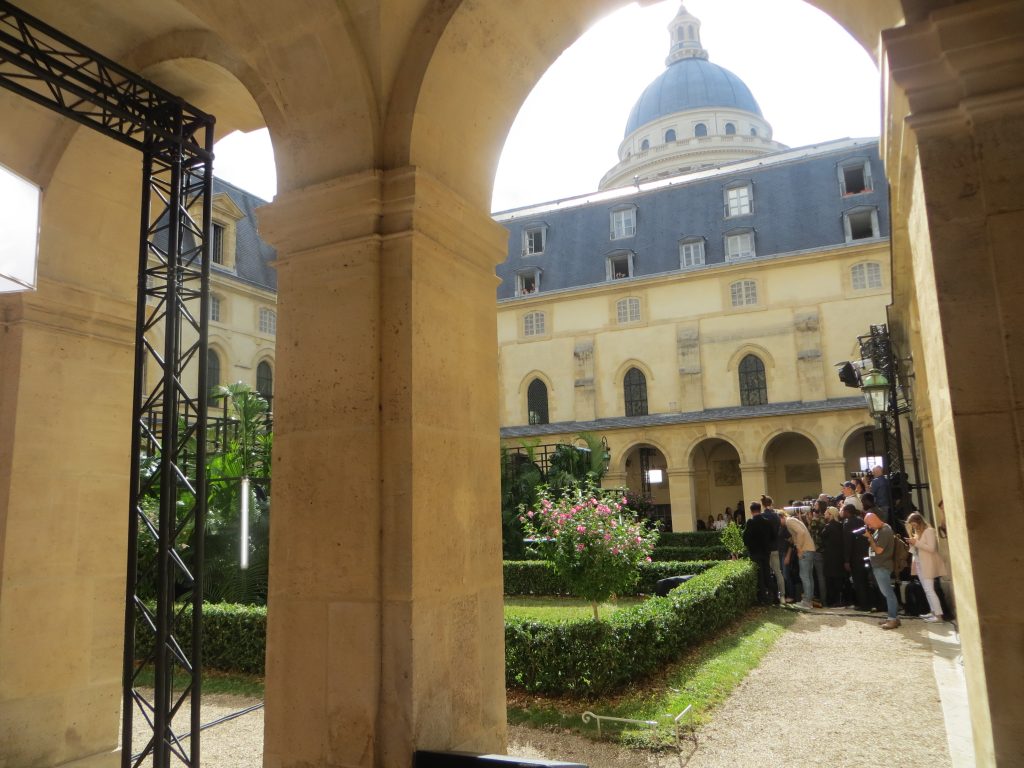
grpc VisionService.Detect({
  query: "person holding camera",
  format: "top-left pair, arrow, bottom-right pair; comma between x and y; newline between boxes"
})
863,511 -> 900,629
842,503 -> 871,610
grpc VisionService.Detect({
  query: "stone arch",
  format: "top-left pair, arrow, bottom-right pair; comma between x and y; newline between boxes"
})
516,369 -> 555,395
726,343 -> 776,372
688,436 -> 745,526
762,431 -> 823,503
684,432 -> 748,467
613,357 -> 655,383
619,442 -> 673,529
757,427 -> 825,461
612,435 -> 675,475
838,419 -> 880,458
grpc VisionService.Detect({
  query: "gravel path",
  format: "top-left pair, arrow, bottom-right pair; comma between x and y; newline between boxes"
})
127,611 -> 956,767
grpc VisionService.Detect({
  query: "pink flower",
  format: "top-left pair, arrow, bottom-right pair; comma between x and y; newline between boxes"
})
646,556 -> 652,562
604,533 -> 612,542
611,547 -> 620,555
576,525 -> 586,533
527,510 -> 534,518
635,536 -> 642,543
553,529 -> 560,536
576,543 -> 585,552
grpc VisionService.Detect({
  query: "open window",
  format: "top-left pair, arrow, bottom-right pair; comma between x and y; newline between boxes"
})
844,207 -> 880,241
606,251 -> 635,280
522,223 -> 547,256
838,158 -> 873,196
516,268 -> 541,296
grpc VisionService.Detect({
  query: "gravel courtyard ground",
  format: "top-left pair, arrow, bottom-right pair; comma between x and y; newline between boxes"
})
129,610 -> 967,767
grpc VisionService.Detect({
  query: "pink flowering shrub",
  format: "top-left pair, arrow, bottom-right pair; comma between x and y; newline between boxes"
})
519,481 -> 659,618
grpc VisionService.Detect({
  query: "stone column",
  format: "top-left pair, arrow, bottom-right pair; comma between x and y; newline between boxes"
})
885,4 -> 1024,763
666,469 -> 696,532
601,470 -> 627,491
739,462 -> 767,511
258,167 -> 506,768
817,458 -> 847,497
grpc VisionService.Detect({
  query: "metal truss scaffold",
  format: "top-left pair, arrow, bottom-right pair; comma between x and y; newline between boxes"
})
0,3 -> 215,766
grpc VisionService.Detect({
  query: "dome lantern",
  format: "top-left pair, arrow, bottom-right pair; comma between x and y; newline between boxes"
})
667,5 -> 708,65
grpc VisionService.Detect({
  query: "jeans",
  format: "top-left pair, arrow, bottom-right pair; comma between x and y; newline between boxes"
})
872,566 -> 899,620
810,551 -> 827,603
798,552 -> 815,607
769,551 -> 785,601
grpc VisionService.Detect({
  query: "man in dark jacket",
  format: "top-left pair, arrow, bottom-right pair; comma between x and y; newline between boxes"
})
743,501 -> 775,605
760,496 -> 785,604
842,503 -> 871,610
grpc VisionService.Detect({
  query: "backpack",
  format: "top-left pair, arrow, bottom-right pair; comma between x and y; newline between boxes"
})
891,533 -> 910,576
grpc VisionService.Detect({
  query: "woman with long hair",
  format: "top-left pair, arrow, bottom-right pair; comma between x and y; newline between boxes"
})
906,511 -> 947,622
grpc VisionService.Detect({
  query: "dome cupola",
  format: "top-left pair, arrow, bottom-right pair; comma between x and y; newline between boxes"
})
600,3 -> 786,190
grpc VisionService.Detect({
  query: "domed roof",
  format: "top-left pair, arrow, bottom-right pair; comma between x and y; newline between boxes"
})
624,58 -> 762,138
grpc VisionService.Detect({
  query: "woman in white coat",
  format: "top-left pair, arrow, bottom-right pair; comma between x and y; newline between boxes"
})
907,511 -> 947,622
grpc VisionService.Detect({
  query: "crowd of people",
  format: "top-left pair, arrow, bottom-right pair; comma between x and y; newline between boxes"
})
737,467 -> 952,629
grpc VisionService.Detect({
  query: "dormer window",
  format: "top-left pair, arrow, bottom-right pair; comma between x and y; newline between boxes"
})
610,206 -> 636,240
211,223 -> 225,265
522,224 -> 547,256
679,237 -> 705,268
199,191 -> 247,271
725,230 -> 755,261
838,158 -> 874,196
516,269 -> 541,296
724,182 -> 753,217
606,251 -> 635,280
844,207 -> 880,241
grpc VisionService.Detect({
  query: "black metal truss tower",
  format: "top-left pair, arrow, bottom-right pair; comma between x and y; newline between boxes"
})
0,3 -> 214,765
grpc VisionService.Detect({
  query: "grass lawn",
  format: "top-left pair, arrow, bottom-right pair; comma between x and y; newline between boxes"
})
504,596 -> 644,622
507,606 -> 796,748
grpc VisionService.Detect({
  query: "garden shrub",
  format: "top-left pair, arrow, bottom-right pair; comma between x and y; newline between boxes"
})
649,545 -> 730,561
503,560 -> 717,596
135,602 -> 267,675
504,559 -> 757,696
656,531 -> 723,548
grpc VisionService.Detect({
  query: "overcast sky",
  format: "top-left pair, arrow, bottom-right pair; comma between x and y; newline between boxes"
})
212,0 -> 880,213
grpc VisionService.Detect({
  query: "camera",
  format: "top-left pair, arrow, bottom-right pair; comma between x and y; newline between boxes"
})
851,526 -> 867,535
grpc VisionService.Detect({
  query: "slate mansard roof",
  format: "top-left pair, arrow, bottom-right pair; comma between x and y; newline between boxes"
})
212,177 -> 277,293
494,138 -> 889,300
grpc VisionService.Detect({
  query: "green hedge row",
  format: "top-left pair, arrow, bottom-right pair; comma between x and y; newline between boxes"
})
650,545 -> 730,562
502,559 -> 717,596
656,531 -> 724,548
505,559 -> 756,696
135,602 -> 267,675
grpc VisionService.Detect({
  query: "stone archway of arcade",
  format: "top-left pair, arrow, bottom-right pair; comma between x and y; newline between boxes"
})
1,1 -> 1023,767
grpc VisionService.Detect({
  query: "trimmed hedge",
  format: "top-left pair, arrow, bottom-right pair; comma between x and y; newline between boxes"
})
505,559 -> 756,695
656,531 -> 724,548
650,545 -> 730,562
136,602 -> 267,675
503,559 -> 717,597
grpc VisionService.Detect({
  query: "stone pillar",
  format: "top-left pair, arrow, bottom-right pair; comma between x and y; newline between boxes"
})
817,458 -> 847,497
675,322 -> 703,412
666,469 -> 696,532
573,338 -> 596,421
885,5 -> 1024,763
258,168 -> 506,768
793,308 -> 825,401
739,462 -> 767,511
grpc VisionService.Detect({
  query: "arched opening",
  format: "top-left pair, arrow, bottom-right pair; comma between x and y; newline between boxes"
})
725,122 -> 736,135
738,354 -> 768,405
664,128 -> 676,142
256,359 -> 274,401
764,433 -> 821,503
843,424 -> 886,476
526,377 -> 549,424
690,438 -> 742,529
623,443 -> 671,530
623,366 -> 648,416
694,122 -> 708,137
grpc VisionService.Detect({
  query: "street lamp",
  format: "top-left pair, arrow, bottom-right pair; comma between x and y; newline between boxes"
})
860,369 -> 890,417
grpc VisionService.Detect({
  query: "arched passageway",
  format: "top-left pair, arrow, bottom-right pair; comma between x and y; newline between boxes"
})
764,433 -> 821,503
690,438 -> 743,526
843,425 -> 886,479
623,443 -> 672,530
1,1 -> 1023,766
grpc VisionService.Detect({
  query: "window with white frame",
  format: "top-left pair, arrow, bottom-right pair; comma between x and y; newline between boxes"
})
606,251 -> 634,280
516,269 -> 540,296
844,207 -> 880,241
610,207 -> 636,240
724,183 -> 752,217
838,158 -> 873,196
730,279 -> 758,307
523,311 -> 545,337
259,307 -> 277,335
851,261 -> 883,290
725,230 -> 755,261
616,297 -> 641,324
210,294 -> 221,322
523,225 -> 546,256
679,238 -> 705,268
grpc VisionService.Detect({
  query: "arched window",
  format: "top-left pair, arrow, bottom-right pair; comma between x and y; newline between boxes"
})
738,355 -> 768,406
640,139 -> 650,151
527,378 -> 549,425
725,122 -> 736,135
256,360 -> 273,399
664,129 -> 676,143
624,367 -> 648,417
207,348 -> 221,395
750,127 -> 758,137
694,123 -> 708,138
851,261 -> 883,290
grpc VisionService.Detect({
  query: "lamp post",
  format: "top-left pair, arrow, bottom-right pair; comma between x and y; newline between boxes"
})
860,369 -> 890,419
